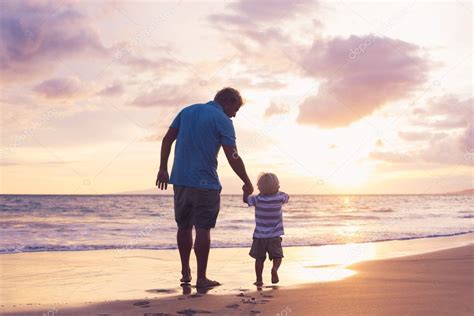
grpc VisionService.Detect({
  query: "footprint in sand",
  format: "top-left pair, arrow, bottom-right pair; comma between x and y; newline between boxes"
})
226,303 -> 240,309
250,311 -> 261,315
188,294 -> 203,298
176,309 -> 212,315
133,300 -> 150,308
147,289 -> 178,294
237,292 -> 251,298
241,298 -> 257,304
144,313 -> 172,316
241,298 -> 271,305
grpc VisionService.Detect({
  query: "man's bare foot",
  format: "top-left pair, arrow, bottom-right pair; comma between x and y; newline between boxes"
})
271,268 -> 279,284
196,278 -> 221,288
253,281 -> 263,286
180,268 -> 192,283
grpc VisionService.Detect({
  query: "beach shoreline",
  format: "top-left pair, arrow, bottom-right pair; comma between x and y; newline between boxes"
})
1,233 -> 473,315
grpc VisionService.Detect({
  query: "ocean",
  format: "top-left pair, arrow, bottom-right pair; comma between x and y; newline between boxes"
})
0,194 -> 472,254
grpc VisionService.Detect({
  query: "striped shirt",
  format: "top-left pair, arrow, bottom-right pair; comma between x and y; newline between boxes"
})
247,192 -> 289,238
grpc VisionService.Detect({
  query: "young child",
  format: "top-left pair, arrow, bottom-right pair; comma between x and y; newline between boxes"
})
243,172 -> 289,286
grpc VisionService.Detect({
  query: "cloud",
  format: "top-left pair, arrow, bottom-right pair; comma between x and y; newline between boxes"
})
459,125 -> 474,152
111,43 -> 181,72
411,95 -> 472,130
264,103 -> 290,117
130,84 -> 202,108
208,0 -> 316,79
297,35 -> 430,128
401,95 -> 473,164
33,77 -> 83,99
119,55 -> 178,71
231,77 -> 287,91
370,132 -> 473,168
0,160 -> 76,167
231,0 -> 315,21
398,131 -> 429,141
0,0 -> 108,82
420,132 -> 472,166
211,0 -> 315,31
97,82 -> 124,97
370,120 -> 473,168
369,151 -> 412,163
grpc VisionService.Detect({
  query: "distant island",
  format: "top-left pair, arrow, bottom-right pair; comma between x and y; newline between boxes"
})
444,188 -> 474,195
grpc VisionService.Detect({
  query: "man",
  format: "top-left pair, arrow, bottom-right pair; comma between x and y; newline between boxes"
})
156,87 -> 254,288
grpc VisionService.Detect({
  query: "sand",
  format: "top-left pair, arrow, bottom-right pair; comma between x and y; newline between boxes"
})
1,233 -> 473,315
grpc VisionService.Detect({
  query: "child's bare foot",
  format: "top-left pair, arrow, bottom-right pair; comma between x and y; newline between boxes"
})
180,268 -> 191,283
253,280 -> 263,286
196,278 -> 221,288
271,268 -> 279,284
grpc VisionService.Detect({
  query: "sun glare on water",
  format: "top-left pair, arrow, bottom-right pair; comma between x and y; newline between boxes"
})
285,243 -> 376,284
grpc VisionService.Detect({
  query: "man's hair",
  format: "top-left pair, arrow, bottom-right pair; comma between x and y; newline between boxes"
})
257,172 -> 280,196
214,87 -> 243,107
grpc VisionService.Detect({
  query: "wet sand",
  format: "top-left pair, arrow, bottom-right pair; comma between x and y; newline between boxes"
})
1,233 -> 473,315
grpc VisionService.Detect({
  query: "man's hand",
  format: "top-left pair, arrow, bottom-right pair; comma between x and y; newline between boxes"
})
156,168 -> 169,190
242,184 -> 251,203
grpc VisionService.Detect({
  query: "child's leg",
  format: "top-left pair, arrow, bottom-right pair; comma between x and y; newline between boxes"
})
254,259 -> 265,285
271,258 -> 282,284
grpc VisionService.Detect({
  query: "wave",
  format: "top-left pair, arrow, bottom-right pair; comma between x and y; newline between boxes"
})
1,231 -> 472,254
372,208 -> 395,213
285,214 -> 381,220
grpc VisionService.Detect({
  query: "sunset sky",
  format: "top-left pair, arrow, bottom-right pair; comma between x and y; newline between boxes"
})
1,0 -> 472,194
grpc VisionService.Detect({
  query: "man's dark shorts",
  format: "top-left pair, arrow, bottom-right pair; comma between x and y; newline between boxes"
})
249,237 -> 284,261
173,185 -> 221,229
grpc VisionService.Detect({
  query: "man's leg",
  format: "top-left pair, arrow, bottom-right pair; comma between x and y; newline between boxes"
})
195,228 -> 220,287
195,228 -> 210,279
177,227 -> 193,282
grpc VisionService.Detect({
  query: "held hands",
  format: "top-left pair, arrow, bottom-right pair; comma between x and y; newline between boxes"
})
242,182 -> 253,204
242,182 -> 254,195
156,168 -> 169,190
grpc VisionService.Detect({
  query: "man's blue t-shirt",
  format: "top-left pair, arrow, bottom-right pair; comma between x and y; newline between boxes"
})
169,101 -> 236,190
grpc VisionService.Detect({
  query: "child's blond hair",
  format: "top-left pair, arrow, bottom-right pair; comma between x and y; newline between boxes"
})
257,172 -> 280,196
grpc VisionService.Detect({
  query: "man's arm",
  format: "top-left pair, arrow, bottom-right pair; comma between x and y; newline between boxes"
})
156,127 -> 178,190
222,145 -> 254,194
